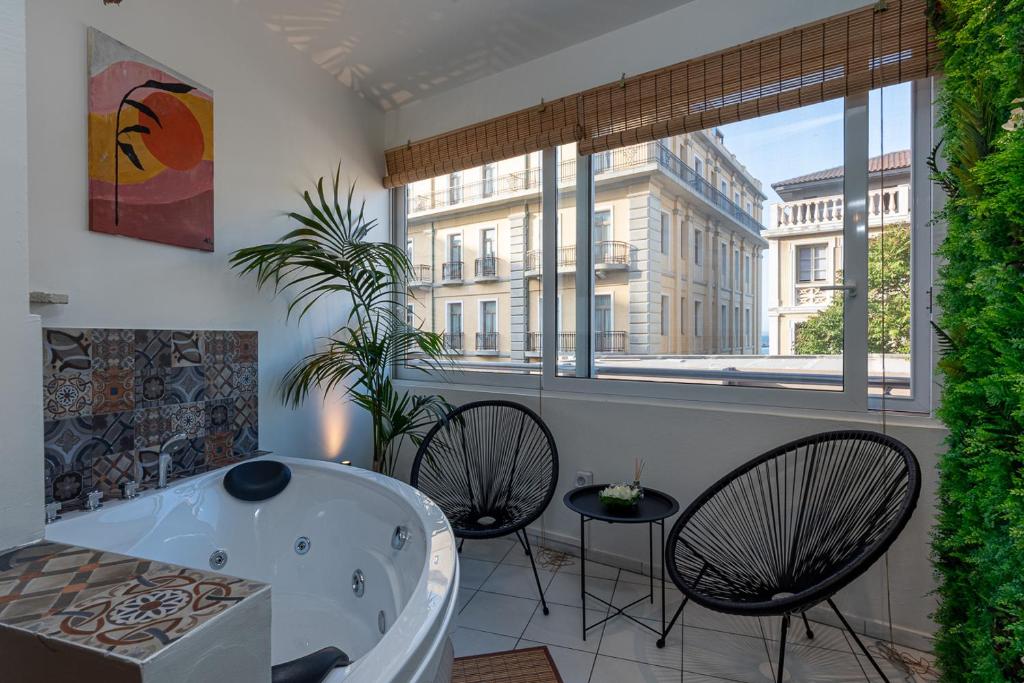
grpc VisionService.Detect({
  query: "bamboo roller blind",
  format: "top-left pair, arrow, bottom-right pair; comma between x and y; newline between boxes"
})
383,0 -> 938,189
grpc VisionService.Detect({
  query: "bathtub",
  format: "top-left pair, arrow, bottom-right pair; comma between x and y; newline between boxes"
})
45,456 -> 459,683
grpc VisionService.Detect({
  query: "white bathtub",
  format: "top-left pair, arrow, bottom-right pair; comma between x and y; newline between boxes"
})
45,456 -> 459,683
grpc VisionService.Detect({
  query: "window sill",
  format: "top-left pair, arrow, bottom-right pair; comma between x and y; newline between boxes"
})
393,377 -> 942,430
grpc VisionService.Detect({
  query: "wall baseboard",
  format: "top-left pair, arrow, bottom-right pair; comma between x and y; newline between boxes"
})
525,525 -> 935,655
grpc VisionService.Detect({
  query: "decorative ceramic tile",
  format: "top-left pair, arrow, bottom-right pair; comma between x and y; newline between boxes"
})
233,362 -> 257,396
233,394 -> 257,432
92,411 -> 135,454
44,417 -> 102,505
136,366 -> 205,408
42,328 -> 91,376
202,331 -> 238,364
43,372 -> 93,420
136,446 -> 162,486
205,432 -> 235,468
234,425 -> 258,457
91,329 -> 134,371
166,402 -> 206,439
170,330 -> 203,367
135,329 -> 173,370
205,362 -> 233,400
0,542 -> 267,662
171,436 -> 207,475
92,450 -> 139,497
92,368 -> 134,415
205,398 -> 234,435
134,406 -> 171,450
235,331 -> 257,363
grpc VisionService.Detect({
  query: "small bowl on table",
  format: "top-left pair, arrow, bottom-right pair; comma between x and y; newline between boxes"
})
598,483 -> 643,512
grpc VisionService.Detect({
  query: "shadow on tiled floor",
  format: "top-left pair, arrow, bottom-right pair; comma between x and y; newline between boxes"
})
451,538 -> 938,683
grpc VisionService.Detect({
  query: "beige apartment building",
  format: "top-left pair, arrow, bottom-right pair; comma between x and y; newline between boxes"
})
764,150 -> 911,354
405,131 -> 768,366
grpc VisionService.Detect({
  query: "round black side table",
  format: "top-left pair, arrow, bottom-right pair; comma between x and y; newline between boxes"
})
563,485 -> 679,646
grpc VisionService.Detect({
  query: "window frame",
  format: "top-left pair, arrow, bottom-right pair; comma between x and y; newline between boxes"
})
393,79 -> 938,413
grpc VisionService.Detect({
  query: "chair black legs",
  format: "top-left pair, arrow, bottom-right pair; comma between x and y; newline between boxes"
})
657,598 -> 688,648
776,615 -> 790,683
827,599 -> 889,682
516,530 -> 550,615
801,611 -> 814,640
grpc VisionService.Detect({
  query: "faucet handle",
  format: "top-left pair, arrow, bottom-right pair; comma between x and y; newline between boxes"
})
120,480 -> 140,500
86,490 -> 104,511
45,501 -> 62,524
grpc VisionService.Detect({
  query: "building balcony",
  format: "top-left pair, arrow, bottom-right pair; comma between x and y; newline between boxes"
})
441,261 -> 463,283
525,331 -> 577,356
408,264 -> 432,288
442,332 -> 463,351
475,332 -> 499,355
474,256 -> 499,282
524,242 -> 628,278
595,330 -> 627,353
766,185 -> 910,235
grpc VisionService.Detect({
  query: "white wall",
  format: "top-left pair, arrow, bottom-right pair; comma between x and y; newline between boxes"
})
384,0 -> 867,147
397,382 -> 945,650
0,0 -> 44,550
26,0 -> 389,469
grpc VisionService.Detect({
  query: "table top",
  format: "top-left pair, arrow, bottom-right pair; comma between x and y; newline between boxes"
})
564,485 -> 680,523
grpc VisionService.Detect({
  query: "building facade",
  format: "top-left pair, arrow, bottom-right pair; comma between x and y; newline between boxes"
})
764,150 -> 912,355
405,131 -> 768,366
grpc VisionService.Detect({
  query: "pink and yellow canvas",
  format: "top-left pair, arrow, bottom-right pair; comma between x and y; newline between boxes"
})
88,28 -> 214,251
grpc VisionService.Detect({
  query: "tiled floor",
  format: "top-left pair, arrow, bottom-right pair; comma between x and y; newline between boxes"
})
452,538 -> 939,683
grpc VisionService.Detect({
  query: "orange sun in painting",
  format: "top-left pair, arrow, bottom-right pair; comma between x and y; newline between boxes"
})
138,92 -> 205,171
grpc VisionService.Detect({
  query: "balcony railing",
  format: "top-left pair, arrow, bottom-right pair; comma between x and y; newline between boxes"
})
443,332 -> 463,351
407,142 -> 763,237
524,241 -> 627,275
474,256 -> 498,278
525,332 -> 577,353
475,332 -> 498,351
595,331 -> 627,353
441,261 -> 463,281
408,264 -> 432,285
769,185 -> 910,231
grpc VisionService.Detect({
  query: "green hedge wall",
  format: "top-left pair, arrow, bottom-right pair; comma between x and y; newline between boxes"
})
928,1 -> 1024,680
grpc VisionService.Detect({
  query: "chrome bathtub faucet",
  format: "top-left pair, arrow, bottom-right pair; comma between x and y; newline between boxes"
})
44,502 -> 62,524
86,490 -> 104,511
120,480 -> 140,500
157,433 -> 188,489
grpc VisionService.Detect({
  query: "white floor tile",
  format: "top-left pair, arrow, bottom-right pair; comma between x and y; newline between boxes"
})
769,640 -> 872,682
521,604 -> 609,653
555,556 -> 622,581
680,625 -> 784,683
855,643 -> 939,683
500,545 -> 539,568
682,606 -> 859,655
460,538 -> 515,563
455,587 -> 474,614
456,590 -> 539,637
545,570 -> 616,609
590,655 -> 683,682
619,567 -> 666,586
598,614 -> 683,670
479,562 -> 554,600
517,641 -> 596,683
449,626 -> 518,658
459,557 -> 498,590
611,576 -> 685,622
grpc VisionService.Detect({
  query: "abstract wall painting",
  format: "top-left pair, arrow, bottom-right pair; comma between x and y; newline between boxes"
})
88,28 -> 214,251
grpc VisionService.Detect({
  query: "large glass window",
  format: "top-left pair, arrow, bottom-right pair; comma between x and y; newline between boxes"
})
797,244 -> 828,282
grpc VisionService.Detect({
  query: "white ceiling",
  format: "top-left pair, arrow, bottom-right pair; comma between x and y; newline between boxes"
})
247,0 -> 696,111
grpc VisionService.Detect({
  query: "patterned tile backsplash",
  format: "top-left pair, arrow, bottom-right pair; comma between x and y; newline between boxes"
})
42,328 -> 259,510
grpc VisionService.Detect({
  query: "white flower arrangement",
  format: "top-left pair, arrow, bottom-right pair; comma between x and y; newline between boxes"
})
601,484 -> 640,501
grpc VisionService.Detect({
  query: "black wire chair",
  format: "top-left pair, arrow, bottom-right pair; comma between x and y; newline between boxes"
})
410,400 -> 559,614
661,430 -> 920,682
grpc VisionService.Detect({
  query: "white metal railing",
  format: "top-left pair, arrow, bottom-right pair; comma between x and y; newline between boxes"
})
769,185 -> 910,230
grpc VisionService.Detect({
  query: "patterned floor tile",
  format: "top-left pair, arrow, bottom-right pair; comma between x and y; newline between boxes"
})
171,330 -> 203,367
135,329 -> 173,370
43,372 -> 92,420
91,329 -> 134,371
235,331 -> 257,363
202,331 -> 239,365
93,367 -> 134,415
42,328 -> 91,376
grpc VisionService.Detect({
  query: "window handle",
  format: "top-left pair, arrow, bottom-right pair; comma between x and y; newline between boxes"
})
817,281 -> 857,298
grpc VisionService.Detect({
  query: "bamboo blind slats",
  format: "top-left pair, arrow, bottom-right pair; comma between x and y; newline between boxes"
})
382,0 -> 938,188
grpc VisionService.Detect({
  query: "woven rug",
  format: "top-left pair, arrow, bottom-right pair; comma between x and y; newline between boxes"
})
452,646 -> 563,683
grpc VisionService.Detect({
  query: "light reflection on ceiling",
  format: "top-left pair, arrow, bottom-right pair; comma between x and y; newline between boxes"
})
247,0 -> 696,111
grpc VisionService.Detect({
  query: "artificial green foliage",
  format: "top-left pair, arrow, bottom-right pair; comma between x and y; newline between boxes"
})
230,165 -> 453,477
927,1 -> 1024,680
793,224 -> 911,355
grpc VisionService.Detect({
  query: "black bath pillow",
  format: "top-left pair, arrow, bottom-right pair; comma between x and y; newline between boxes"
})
271,646 -> 350,683
223,460 -> 291,502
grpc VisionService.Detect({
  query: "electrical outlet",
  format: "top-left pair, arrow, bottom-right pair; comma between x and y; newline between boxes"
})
574,470 -> 594,487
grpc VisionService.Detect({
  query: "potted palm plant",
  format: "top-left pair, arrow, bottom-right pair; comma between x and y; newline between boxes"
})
230,165 -> 452,477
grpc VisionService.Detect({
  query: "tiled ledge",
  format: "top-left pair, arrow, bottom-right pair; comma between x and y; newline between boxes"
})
0,541 -> 270,680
